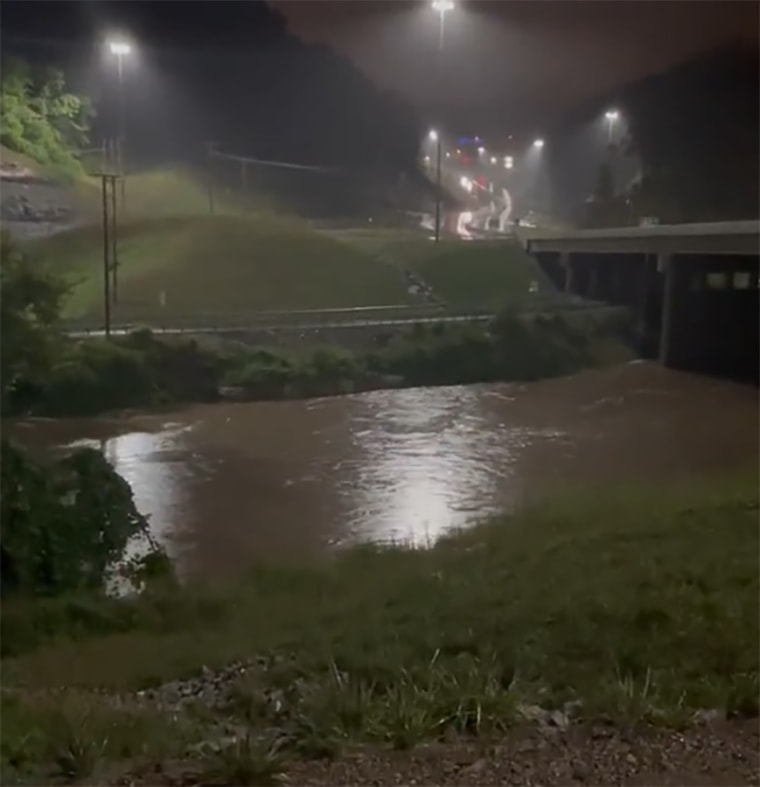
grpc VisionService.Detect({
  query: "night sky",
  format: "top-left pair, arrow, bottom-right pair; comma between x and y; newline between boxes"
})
2,0 -> 757,146
276,0 -> 759,130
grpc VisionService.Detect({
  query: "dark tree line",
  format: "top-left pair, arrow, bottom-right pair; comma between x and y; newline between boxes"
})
549,42 -> 759,226
1,0 -> 423,178
621,42 -> 759,223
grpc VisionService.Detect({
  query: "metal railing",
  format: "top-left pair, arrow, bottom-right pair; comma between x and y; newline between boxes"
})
63,297 -> 624,338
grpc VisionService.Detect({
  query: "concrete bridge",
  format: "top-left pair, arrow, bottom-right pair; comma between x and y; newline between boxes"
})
525,221 -> 760,384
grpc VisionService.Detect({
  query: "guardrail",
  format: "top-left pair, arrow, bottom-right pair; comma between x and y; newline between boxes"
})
63,297 -> 623,338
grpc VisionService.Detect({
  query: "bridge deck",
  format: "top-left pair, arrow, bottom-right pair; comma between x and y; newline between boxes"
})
525,220 -> 760,256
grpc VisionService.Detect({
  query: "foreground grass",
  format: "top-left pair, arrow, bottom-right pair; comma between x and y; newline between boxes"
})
31,215 -> 413,325
2,469 -> 758,783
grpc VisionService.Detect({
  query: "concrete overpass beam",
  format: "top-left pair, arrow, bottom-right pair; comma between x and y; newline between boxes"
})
658,253 -> 674,365
560,252 -> 575,294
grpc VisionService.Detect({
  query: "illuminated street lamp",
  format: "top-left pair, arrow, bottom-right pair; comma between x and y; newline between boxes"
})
477,146 -> 486,155
605,108 -> 620,143
533,138 -> 545,149
432,0 -> 455,51
107,40 -> 131,155
106,38 -> 132,299
504,156 -> 514,169
490,156 -> 497,165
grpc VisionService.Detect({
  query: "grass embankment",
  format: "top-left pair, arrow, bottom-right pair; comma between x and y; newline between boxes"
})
32,215 -> 414,326
412,241 -> 559,311
333,231 -> 567,312
2,471 -> 758,784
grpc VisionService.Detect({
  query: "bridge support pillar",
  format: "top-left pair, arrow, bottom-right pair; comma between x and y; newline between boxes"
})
560,252 -> 574,293
588,266 -> 599,299
658,253 -> 674,364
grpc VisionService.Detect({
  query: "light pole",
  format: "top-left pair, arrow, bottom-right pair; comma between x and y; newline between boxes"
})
605,109 -> 619,144
432,0 -> 454,52
429,129 -> 442,242
108,40 -> 131,206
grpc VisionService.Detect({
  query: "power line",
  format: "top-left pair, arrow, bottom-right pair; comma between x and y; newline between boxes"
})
210,149 -> 341,175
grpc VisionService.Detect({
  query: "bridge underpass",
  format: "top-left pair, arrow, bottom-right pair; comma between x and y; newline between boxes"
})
526,221 -> 760,384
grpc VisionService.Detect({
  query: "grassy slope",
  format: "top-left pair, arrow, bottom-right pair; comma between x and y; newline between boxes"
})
32,216 -> 413,324
2,469 -> 757,784
332,231 -> 563,312
406,240 -> 560,311
1,144 -> 256,223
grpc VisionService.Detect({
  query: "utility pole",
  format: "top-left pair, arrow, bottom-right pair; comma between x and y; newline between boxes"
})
110,171 -> 120,303
100,175 -> 112,338
206,141 -> 217,215
434,133 -> 442,243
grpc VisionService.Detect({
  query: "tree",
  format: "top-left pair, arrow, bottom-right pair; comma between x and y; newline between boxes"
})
584,162 -> 628,227
0,232 -> 66,410
621,44 -> 759,222
1,439 -> 169,597
0,57 -> 92,175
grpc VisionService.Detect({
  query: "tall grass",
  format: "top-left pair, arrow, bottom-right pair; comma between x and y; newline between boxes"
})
2,470 -> 757,783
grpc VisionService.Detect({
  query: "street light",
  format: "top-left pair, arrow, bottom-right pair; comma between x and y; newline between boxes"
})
504,156 -> 514,169
107,40 -> 131,153
107,39 -> 131,200
432,0 -> 454,51
429,129 -> 443,243
109,41 -> 131,57
490,156 -> 497,165
477,146 -> 485,155
533,138 -> 545,149
106,38 -> 132,303
605,109 -> 620,143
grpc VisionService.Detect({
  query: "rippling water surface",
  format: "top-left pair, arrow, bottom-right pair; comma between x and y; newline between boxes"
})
10,363 -> 758,579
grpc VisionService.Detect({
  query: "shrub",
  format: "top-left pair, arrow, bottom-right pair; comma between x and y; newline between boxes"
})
1,440 -> 168,598
39,340 -> 156,416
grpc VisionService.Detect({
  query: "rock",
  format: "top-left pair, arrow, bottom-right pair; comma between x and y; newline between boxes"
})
461,758 -> 488,776
546,709 -> 570,730
563,700 -> 583,718
516,703 -> 548,724
693,708 -> 725,725
218,385 -> 247,402
625,752 -> 638,766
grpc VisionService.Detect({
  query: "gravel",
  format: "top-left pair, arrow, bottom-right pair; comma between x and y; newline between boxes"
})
284,720 -> 760,786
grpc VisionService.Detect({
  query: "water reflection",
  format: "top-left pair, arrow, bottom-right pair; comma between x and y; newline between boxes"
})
8,364 -> 758,580
344,386 -> 552,545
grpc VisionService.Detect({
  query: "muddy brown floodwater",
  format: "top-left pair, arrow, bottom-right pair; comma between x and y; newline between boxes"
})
8,363 -> 758,581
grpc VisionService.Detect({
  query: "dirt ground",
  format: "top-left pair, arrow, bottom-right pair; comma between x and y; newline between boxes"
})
111,719 -> 759,786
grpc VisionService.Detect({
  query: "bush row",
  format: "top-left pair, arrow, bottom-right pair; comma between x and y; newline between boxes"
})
6,311 -> 634,418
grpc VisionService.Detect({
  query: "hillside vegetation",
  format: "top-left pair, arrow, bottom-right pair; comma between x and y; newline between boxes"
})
31,215 -> 413,324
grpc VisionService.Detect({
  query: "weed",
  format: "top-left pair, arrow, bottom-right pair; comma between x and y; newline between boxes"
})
199,734 -> 288,786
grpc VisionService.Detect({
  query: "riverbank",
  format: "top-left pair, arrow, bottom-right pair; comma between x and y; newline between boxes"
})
2,468 -> 757,785
5,310 -> 634,418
